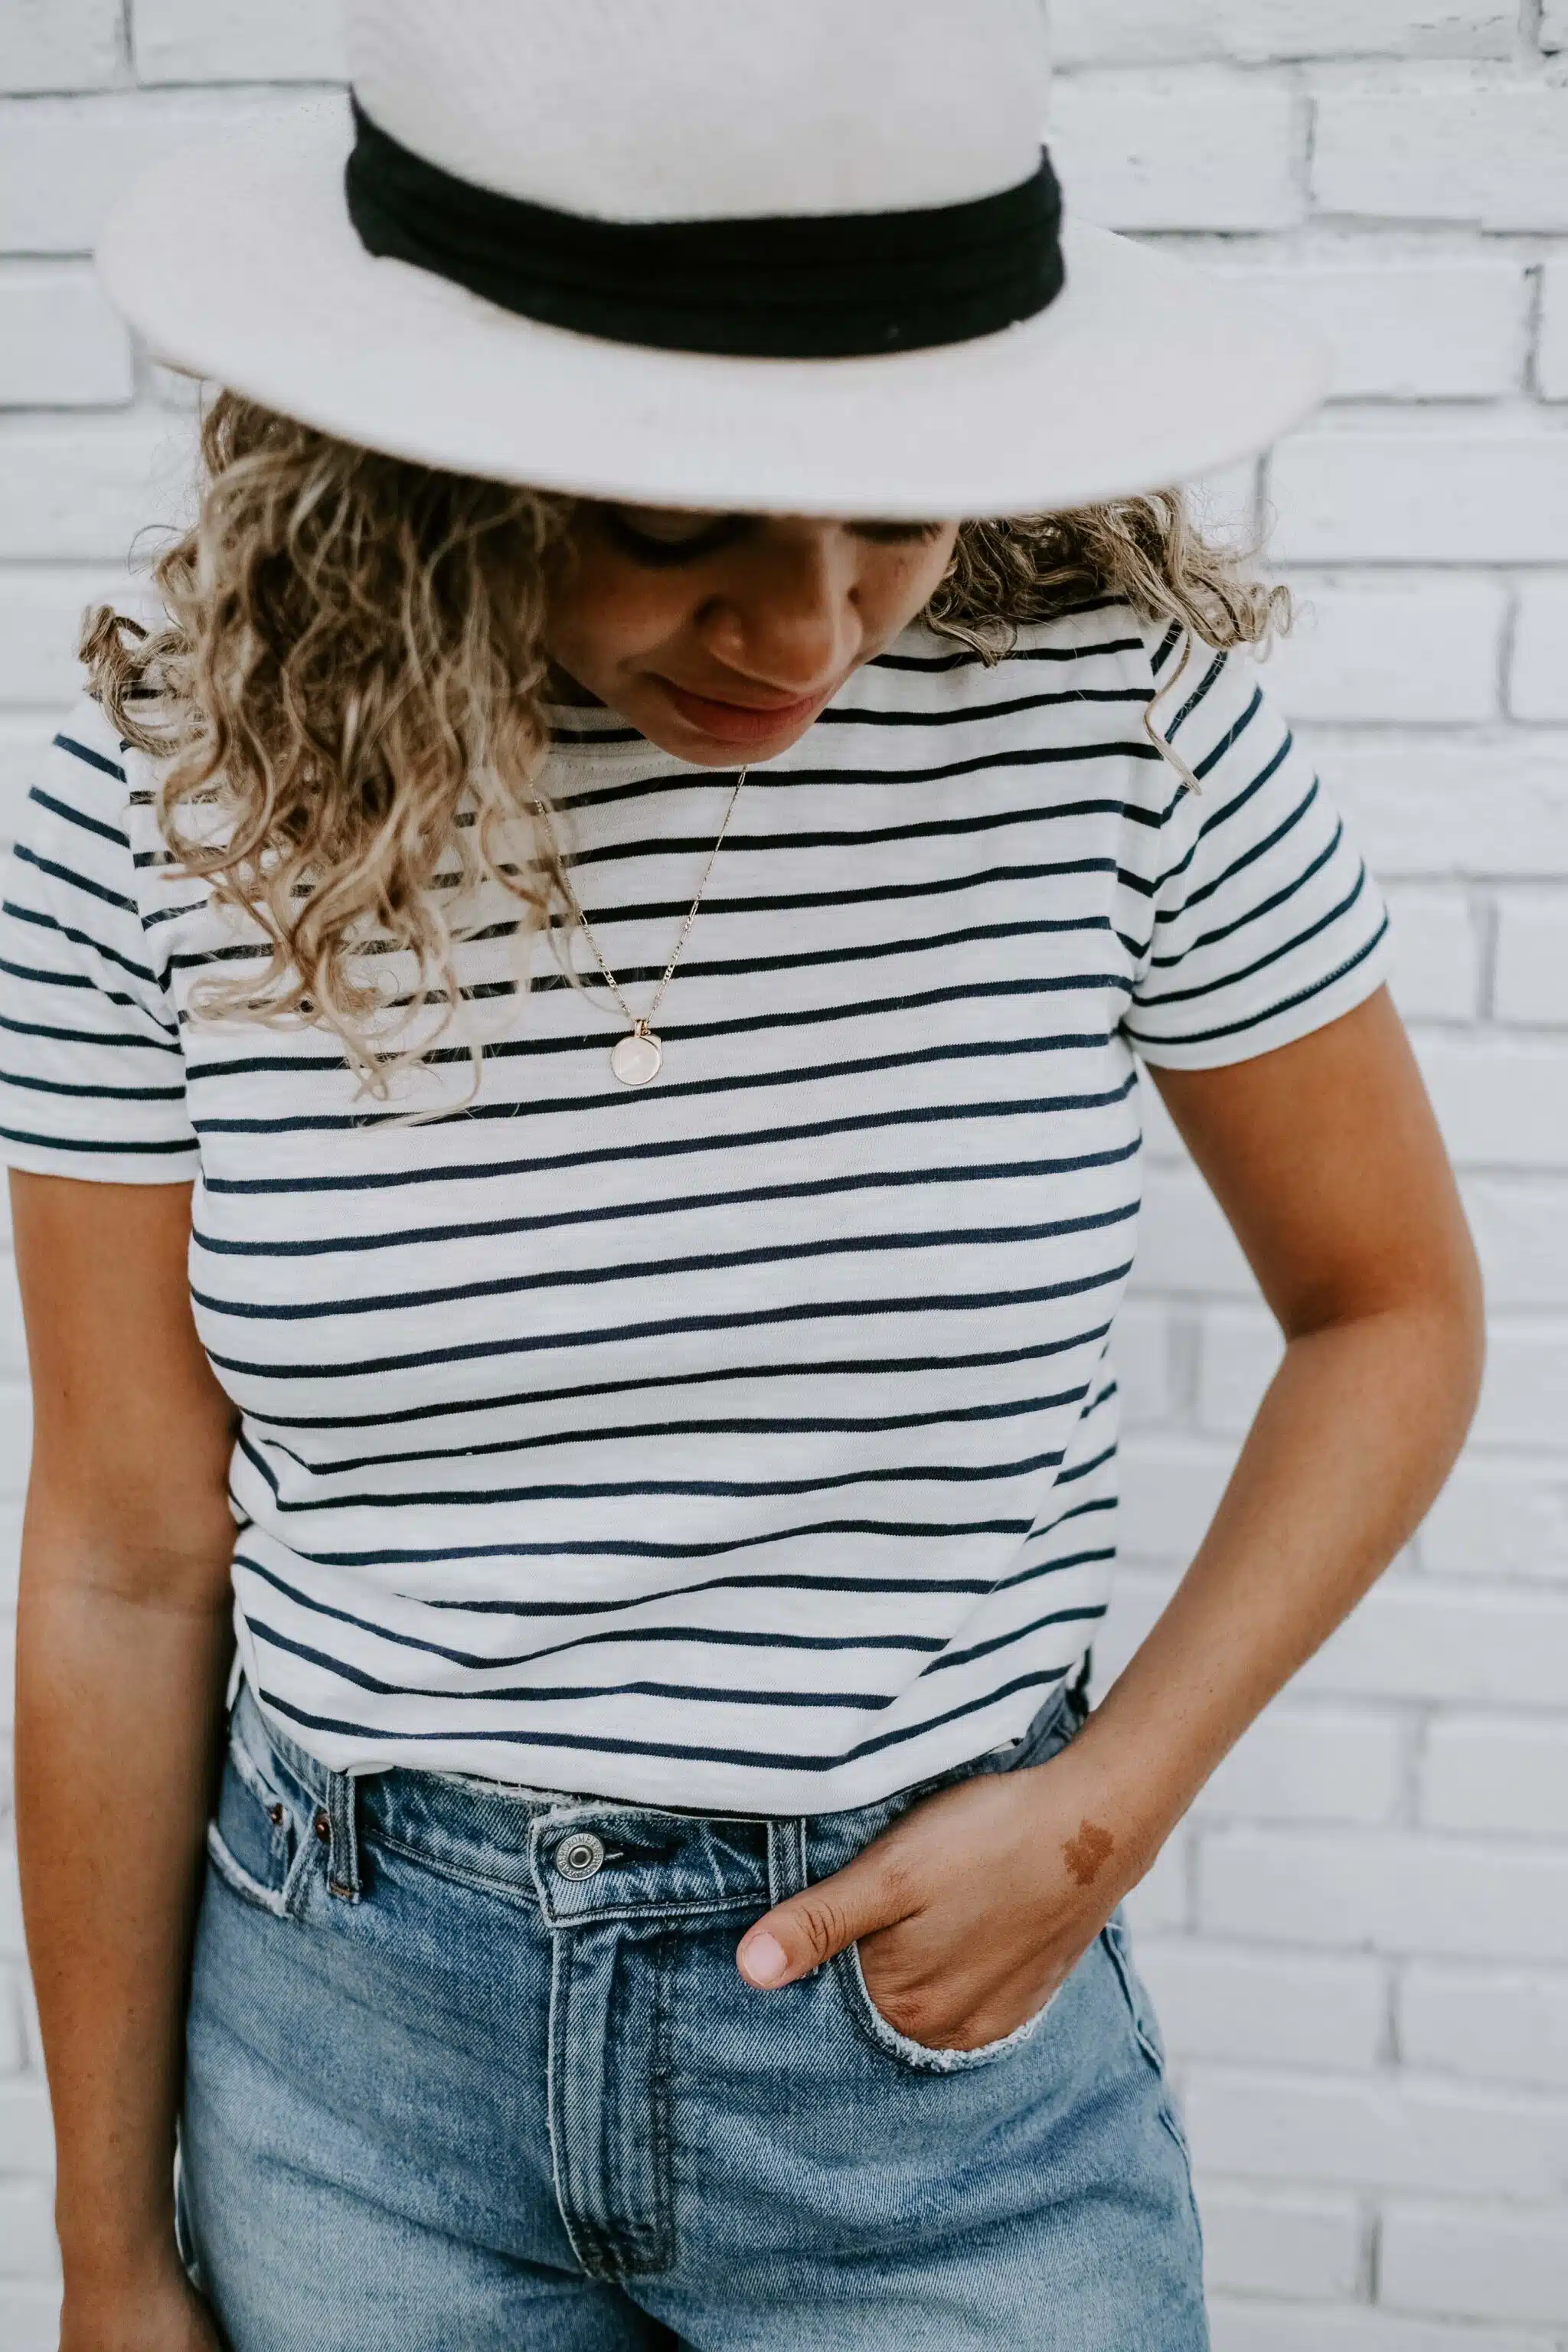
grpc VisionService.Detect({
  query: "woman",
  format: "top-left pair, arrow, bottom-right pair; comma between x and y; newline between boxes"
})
4,5 -> 1482,2347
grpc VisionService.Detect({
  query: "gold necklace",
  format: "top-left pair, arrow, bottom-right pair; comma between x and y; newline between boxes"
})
534,766 -> 750,1087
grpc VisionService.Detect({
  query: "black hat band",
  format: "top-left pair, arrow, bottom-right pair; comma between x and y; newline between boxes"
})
345,97 -> 1066,361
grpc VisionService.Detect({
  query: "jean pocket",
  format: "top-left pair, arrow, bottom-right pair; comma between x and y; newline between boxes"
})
205,1726 -> 304,1917
836,1939 -> 1060,2075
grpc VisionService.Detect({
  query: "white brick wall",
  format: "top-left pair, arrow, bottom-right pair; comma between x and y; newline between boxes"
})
3,7 -> 1568,2347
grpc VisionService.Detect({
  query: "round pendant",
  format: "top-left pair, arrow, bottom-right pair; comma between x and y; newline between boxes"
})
609,1027 -> 663,1088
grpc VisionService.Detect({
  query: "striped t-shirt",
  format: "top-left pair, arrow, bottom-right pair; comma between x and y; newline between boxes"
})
0,603 -> 1389,1813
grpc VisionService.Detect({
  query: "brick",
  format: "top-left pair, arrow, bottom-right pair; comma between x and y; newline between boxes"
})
1184,2063 -> 1568,2196
0,90 -> 324,255
0,263 -> 132,408
1199,1826 -> 1568,1961
0,1848 -> 19,1964
0,1513 -> 21,1619
1539,257 -> 1568,400
1197,1305 -> 1279,1438
1504,903 -> 1568,1052
1312,82 -> 1568,231
0,417 -> 196,560
0,1973 -> 22,2080
1191,459 -> 1263,545
1122,1823 -> 1194,1935
1417,1035 -> 1568,1169
1208,2304 -> 1557,2352
1470,1318 -> 1568,1450
0,567 -> 136,705
1419,1455 -> 1568,1582
1135,1073 -> 1187,1165
0,714 -> 64,848
1132,1166 -> 1255,1298
0,1387 -> 30,1506
0,2082 -> 51,2174
0,2283 -> 62,2352
1054,1 -> 1514,64
1109,1298 -> 1177,1426
1137,1938 -> 1387,2069
1266,576 -> 1504,724
1304,1583 -> 1568,1709
1093,1570 -> 1178,1705
0,1259 -> 26,1382
0,2177 -> 54,2278
1197,1706 -> 1403,1828
1401,1963 -> 1568,2091
1455,1177 -> 1568,1312
1420,1714 -> 1568,1835
1383,887 -> 1482,1022
1268,428 -> 1568,565
1118,1437 -> 1234,1561
0,1 -> 119,94
1381,2203 -> 1568,2325
132,0 -> 348,84
1227,257 -> 1526,401
1049,71 -> 1304,232
1197,2180 -> 1361,2300
1319,732 -> 1568,882
1507,579 -> 1568,720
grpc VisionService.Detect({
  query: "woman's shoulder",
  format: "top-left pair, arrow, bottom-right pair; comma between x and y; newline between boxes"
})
16,690 -> 170,877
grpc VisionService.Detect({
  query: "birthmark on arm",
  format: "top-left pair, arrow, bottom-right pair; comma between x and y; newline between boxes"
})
1063,1819 -> 1115,1886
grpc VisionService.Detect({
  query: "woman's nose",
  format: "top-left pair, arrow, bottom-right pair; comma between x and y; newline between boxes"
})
699,530 -> 859,695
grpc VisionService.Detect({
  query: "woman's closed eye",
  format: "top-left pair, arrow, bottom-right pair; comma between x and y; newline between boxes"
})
596,505 -> 946,567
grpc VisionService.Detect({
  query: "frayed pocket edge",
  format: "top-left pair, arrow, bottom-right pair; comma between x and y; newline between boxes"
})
205,1818 -> 292,1918
838,1939 -> 1059,2075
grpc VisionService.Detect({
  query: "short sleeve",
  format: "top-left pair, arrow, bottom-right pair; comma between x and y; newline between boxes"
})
1124,641 -> 1390,1070
0,701 -> 198,1181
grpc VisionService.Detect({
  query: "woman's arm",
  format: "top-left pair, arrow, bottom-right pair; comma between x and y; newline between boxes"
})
11,1172 -> 237,2345
734,989 -> 1485,2045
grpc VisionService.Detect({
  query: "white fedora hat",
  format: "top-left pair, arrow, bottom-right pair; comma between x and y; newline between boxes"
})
97,0 -> 1325,518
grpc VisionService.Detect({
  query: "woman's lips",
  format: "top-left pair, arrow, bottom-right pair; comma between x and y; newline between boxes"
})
656,677 -> 828,744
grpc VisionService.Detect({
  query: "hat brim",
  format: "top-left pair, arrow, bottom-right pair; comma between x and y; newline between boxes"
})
99,100 -> 1327,518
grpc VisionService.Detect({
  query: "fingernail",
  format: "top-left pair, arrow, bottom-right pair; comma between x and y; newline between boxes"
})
739,1931 -> 789,1987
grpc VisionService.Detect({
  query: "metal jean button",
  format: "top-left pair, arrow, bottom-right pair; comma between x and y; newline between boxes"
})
555,1830 -> 606,1882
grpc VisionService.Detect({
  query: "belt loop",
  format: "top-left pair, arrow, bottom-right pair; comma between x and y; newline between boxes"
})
325,1767 -> 362,1903
766,1816 -> 808,1909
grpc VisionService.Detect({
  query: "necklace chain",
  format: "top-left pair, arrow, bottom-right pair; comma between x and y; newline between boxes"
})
535,764 -> 750,1042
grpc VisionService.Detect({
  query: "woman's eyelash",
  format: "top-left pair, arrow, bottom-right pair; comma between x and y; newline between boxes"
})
851,520 -> 945,545
598,511 -> 743,566
596,510 -> 944,567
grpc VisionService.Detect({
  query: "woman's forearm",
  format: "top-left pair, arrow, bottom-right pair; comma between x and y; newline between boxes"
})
1080,1292 -> 1483,1838
18,1540 -> 234,2292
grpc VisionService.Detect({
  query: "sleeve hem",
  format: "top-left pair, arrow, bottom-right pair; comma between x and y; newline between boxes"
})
1125,926 -> 1392,1073
0,1137 -> 200,1184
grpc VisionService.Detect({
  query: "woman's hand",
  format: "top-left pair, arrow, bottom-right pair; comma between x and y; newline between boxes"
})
60,2252 -> 224,2352
737,1727 -> 1164,2051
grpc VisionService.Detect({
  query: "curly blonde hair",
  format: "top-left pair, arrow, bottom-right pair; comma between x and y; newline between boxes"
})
83,390 -> 1286,1090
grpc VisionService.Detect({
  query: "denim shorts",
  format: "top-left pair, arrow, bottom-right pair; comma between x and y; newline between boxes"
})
177,1672 -> 1207,2350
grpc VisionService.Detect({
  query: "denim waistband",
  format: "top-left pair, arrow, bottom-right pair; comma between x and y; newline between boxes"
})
227,1669 -> 1085,1925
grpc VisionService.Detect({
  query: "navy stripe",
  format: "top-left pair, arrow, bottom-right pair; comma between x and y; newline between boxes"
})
189,1034 -> 1125,1138
31,782 -> 129,847
243,1322 -> 1116,1435
51,733 -> 126,783
194,1205 -> 1138,1325
255,1664 -> 1072,1773
206,1261 -> 1136,1383
191,1142 -> 1141,1257
200,1089 -> 1139,1198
